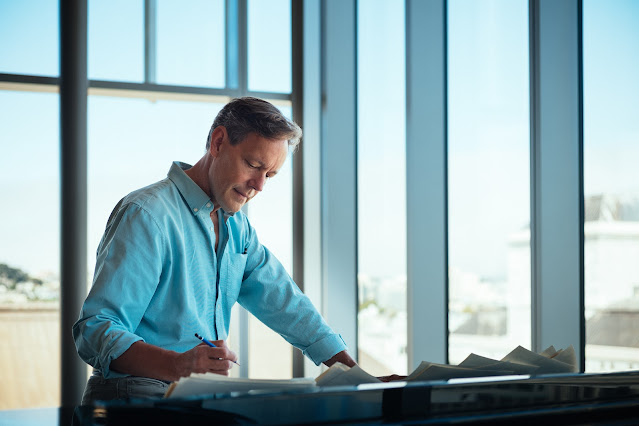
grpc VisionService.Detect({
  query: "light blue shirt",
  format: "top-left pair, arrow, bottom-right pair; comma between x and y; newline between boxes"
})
73,162 -> 347,378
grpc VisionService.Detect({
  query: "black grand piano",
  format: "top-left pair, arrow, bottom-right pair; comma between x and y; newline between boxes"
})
66,371 -> 639,425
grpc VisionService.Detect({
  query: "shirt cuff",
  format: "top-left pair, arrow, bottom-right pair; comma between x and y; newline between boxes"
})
302,333 -> 348,365
99,333 -> 144,379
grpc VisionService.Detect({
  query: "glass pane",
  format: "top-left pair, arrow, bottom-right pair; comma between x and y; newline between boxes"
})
583,0 -> 639,373
156,0 -> 225,88
357,0 -> 407,376
0,0 -> 59,76
0,91 -> 60,410
88,0 -> 144,82
247,0 -> 292,94
447,0 -> 530,364
246,104 -> 294,379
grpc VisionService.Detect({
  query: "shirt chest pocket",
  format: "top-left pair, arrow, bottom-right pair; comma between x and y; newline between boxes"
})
223,253 -> 248,301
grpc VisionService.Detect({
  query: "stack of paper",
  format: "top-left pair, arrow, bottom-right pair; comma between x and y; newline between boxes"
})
314,363 -> 382,387
316,345 -> 577,387
165,373 -> 316,399
501,345 -> 577,374
165,344 -> 578,397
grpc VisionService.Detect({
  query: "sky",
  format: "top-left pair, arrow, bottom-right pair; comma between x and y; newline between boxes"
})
0,0 -> 638,286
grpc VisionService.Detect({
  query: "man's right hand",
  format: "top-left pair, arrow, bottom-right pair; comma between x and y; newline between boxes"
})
174,340 -> 238,378
110,340 -> 238,382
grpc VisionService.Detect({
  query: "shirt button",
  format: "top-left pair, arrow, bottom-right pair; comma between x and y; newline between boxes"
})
206,203 -> 211,208
193,208 -> 199,212
210,227 -> 214,232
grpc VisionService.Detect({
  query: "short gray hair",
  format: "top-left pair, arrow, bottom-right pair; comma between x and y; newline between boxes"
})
206,97 -> 302,151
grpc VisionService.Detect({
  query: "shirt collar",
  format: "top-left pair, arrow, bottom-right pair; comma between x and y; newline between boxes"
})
167,161 -> 236,219
167,161 -> 212,216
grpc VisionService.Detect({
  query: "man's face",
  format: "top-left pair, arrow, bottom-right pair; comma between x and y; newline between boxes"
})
208,130 -> 288,213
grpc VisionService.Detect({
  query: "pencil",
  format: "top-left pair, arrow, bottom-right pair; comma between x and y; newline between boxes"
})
195,333 -> 240,366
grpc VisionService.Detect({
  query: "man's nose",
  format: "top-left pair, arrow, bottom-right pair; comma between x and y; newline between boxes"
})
250,174 -> 266,192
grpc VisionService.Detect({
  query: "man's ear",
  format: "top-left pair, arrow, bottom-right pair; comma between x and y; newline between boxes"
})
209,126 -> 227,158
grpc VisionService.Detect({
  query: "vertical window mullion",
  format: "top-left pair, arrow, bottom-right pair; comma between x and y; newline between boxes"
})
225,0 -> 250,378
530,0 -> 585,370
291,0 -> 305,378
406,0 -> 448,369
60,0 -> 89,406
226,0 -> 247,95
144,0 -> 157,84
321,0 -> 358,359
300,0 -> 324,379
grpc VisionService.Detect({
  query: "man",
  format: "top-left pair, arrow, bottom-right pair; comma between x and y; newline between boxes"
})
73,97 -> 356,403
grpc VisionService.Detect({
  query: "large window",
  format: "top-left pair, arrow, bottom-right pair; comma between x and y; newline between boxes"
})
0,0 -> 61,411
447,0 -> 530,363
0,90 -> 60,410
9,0 -> 639,410
583,0 -> 639,372
357,0 -> 407,376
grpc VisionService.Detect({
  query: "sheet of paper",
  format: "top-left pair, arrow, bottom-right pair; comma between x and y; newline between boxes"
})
165,373 -> 316,398
405,361 -> 439,381
458,353 -> 539,375
408,364 -> 515,382
501,346 -> 576,374
551,345 -> 576,367
314,363 -> 350,385
539,345 -> 558,358
315,363 -> 381,387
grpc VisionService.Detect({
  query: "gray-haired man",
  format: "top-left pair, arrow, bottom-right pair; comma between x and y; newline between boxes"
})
73,97 -> 356,403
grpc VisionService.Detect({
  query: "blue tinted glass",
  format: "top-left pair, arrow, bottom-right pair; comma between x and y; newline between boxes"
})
156,0 -> 225,88
0,0 -> 59,76
247,0 -> 292,93
89,0 -> 144,82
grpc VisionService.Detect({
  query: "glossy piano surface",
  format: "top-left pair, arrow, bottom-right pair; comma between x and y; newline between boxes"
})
4,371 -> 639,425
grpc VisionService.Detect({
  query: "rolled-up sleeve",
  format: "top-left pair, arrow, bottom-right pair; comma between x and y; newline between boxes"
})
237,223 -> 348,365
72,203 -> 166,378
302,333 -> 348,366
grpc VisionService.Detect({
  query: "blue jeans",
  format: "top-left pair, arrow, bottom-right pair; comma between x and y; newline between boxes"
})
81,370 -> 171,405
